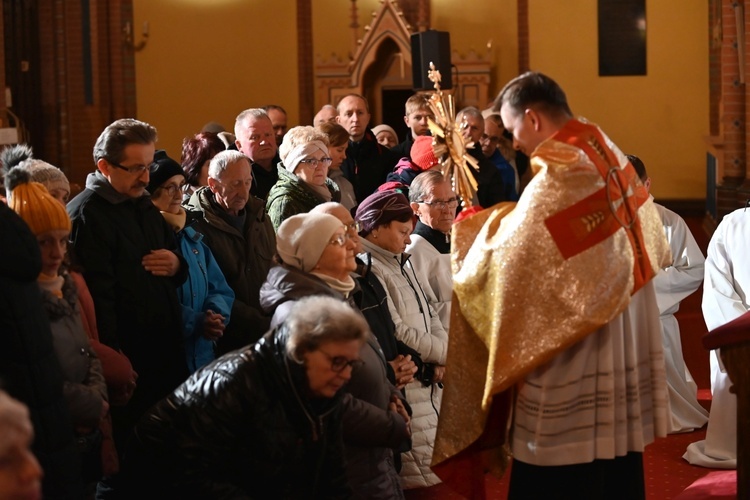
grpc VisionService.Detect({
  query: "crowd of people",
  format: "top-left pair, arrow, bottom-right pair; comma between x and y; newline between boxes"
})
0,71 -> 730,499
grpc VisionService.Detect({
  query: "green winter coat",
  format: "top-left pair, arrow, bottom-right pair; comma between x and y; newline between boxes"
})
266,164 -> 341,231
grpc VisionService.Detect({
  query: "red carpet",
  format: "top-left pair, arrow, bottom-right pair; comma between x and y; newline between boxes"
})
404,427 -> 723,499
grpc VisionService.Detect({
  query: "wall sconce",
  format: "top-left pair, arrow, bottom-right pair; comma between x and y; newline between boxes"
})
123,21 -> 149,51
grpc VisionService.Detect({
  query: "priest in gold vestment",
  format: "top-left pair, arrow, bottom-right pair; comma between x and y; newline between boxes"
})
431,72 -> 671,499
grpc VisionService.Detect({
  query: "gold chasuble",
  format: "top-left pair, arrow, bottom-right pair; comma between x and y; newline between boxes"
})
431,118 -> 671,497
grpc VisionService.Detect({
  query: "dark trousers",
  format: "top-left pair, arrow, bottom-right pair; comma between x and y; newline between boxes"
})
508,452 -> 645,500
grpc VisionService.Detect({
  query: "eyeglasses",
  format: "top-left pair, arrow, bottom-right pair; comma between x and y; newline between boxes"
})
157,183 -> 186,197
345,220 -> 362,234
298,158 -> 333,168
419,198 -> 459,210
319,349 -> 364,373
329,232 -> 352,247
480,134 -> 501,145
109,160 -> 152,175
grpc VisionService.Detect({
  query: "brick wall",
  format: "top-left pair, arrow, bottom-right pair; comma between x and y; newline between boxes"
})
711,0 -> 750,221
3,0 -> 137,189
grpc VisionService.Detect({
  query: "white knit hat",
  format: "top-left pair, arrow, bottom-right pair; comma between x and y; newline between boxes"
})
371,124 -> 397,141
283,141 -> 329,174
276,213 -> 344,272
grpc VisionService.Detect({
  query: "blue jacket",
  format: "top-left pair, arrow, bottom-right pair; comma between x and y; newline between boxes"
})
177,225 -> 235,373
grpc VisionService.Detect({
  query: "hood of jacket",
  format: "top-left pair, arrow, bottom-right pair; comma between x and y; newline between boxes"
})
85,170 -> 149,205
259,264 -> 342,315
394,157 -> 415,174
184,185 -> 268,229
359,238 -> 411,272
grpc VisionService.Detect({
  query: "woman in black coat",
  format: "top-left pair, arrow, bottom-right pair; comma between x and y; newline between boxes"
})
261,211 -> 413,499
0,201 -> 83,499
114,296 -> 367,498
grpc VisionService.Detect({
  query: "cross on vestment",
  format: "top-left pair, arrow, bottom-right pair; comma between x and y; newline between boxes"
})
543,121 -> 656,295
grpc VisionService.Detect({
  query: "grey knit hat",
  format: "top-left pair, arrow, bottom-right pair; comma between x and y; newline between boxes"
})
276,213 -> 344,272
1,144 -> 69,200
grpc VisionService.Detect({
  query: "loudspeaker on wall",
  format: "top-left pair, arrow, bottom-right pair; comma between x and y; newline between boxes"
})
411,30 -> 452,91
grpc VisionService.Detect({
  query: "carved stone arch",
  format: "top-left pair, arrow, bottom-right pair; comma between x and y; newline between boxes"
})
314,0 -> 491,136
350,31 -> 412,88
315,0 -> 414,123
358,35 -> 413,128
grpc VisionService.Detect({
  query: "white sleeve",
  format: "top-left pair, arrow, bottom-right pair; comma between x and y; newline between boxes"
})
653,208 -> 705,315
701,212 -> 750,331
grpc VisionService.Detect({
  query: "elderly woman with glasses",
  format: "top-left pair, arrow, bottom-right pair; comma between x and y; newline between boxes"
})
147,150 -> 235,374
266,126 -> 341,231
355,190 -> 448,492
260,212 -> 412,500
113,295 -> 368,498
405,170 -> 457,330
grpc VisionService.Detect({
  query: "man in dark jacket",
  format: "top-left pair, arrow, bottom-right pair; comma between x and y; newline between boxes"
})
235,108 -> 281,200
0,201 -> 83,499
67,119 -> 190,465
457,106 -> 512,207
337,94 -> 399,203
184,149 -> 276,354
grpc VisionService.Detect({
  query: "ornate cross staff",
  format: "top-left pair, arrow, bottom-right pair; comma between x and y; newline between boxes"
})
424,63 -> 480,207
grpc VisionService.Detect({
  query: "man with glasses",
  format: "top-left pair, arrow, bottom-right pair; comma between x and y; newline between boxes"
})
406,170 -> 457,330
67,118 -> 191,487
184,150 -> 275,355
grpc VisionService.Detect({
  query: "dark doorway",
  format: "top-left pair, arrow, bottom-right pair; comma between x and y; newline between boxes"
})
381,88 -> 413,143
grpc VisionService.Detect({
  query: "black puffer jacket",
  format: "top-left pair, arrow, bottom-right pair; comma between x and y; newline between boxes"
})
116,328 -> 351,499
0,201 -> 83,499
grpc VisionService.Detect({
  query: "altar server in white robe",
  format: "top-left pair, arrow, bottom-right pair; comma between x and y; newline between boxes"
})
628,155 -> 709,434
683,206 -> 750,468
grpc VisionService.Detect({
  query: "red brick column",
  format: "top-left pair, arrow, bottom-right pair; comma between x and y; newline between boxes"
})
298,0 -> 314,125
712,0 -> 748,219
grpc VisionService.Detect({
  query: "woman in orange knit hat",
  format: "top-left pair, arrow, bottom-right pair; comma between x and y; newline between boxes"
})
6,166 -> 110,488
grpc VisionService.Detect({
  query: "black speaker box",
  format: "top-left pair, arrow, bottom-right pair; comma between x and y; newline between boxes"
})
411,30 -> 452,91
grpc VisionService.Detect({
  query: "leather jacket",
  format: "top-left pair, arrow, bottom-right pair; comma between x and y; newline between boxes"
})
116,327 -> 351,499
